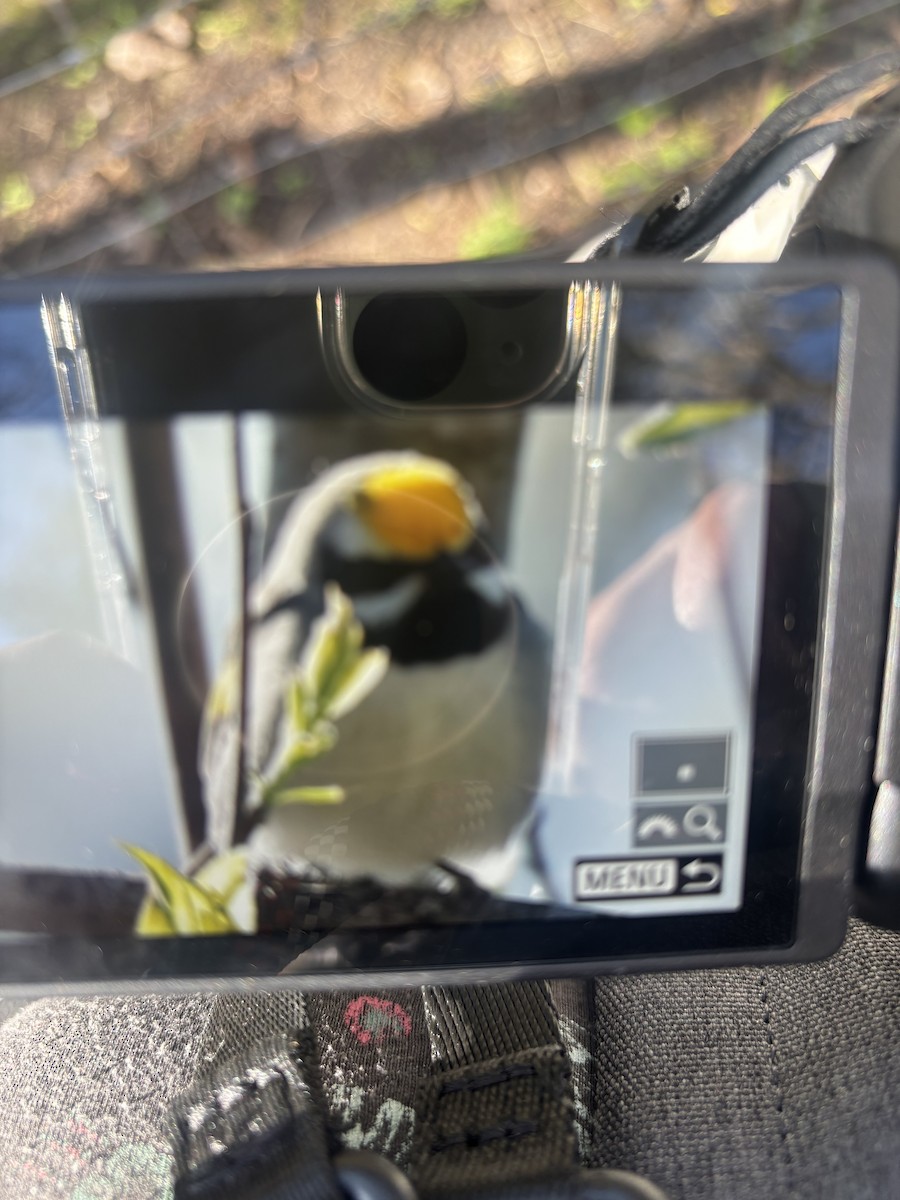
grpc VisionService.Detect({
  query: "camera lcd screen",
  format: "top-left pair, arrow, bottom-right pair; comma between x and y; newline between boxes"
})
0,266 -> 861,983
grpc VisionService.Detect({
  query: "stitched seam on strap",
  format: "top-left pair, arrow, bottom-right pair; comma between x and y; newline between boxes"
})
430,1118 -> 539,1153
438,1063 -> 538,1095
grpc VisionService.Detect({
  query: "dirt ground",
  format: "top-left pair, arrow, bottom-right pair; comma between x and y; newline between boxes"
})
0,0 -> 898,274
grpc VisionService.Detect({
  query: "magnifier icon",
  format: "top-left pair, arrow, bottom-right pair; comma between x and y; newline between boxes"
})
683,804 -> 724,842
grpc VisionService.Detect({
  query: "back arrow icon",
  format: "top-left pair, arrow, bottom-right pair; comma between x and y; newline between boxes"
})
680,859 -> 722,893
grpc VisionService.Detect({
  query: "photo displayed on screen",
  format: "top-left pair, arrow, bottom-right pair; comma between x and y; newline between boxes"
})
0,283 -> 838,941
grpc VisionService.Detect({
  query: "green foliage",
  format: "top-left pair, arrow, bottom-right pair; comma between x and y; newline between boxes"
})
618,401 -> 756,457
459,196 -> 532,260
656,120 -> 714,170
300,585 -> 388,720
216,181 -> 258,225
0,0 -> 42,22
268,785 -> 346,806
127,588 -> 388,934
102,0 -> 138,27
760,81 -> 792,118
383,0 -> 421,24
351,0 -> 414,33
62,60 -> 100,90
0,173 -> 34,217
0,1 -> 60,74
600,159 -> 654,195
0,0 -> 145,80
615,103 -> 669,140
125,844 -> 255,936
259,583 -> 388,808
268,0 -> 306,45
196,0 -> 306,53
75,0 -> 141,51
433,0 -> 480,18
195,5 -> 253,52
267,714 -> 338,776
602,118 -> 715,200
66,111 -> 99,150
274,162 -> 311,198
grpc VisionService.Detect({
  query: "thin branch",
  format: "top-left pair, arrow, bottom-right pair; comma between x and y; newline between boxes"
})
230,414 -> 254,849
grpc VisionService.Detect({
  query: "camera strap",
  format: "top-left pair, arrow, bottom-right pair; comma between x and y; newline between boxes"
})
170,1017 -> 342,1200
168,982 -> 664,1199
409,982 -> 577,1195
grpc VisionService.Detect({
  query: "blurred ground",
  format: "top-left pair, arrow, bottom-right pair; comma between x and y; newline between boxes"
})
0,0 -> 898,274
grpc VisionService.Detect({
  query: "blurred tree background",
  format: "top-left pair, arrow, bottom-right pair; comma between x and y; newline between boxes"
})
0,0 -> 898,274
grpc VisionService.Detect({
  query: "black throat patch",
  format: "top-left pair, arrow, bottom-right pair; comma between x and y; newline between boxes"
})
313,542 -> 511,665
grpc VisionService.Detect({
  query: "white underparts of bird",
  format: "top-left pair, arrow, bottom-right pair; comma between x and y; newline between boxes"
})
201,452 -> 550,889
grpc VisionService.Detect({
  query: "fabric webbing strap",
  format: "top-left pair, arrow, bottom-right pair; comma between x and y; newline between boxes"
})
171,1026 -> 340,1200
410,983 -> 578,1197
168,982 -> 666,1199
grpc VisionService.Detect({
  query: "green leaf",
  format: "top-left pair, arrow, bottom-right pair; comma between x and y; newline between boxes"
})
122,844 -> 237,936
618,401 -> 755,456
195,848 -> 250,905
300,584 -> 387,721
280,722 -> 339,769
300,587 -> 354,711
287,676 -> 312,732
324,646 -> 389,720
257,585 -> 389,816
267,785 -> 346,807
259,722 -> 338,807
134,894 -> 176,937
195,849 -> 256,934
